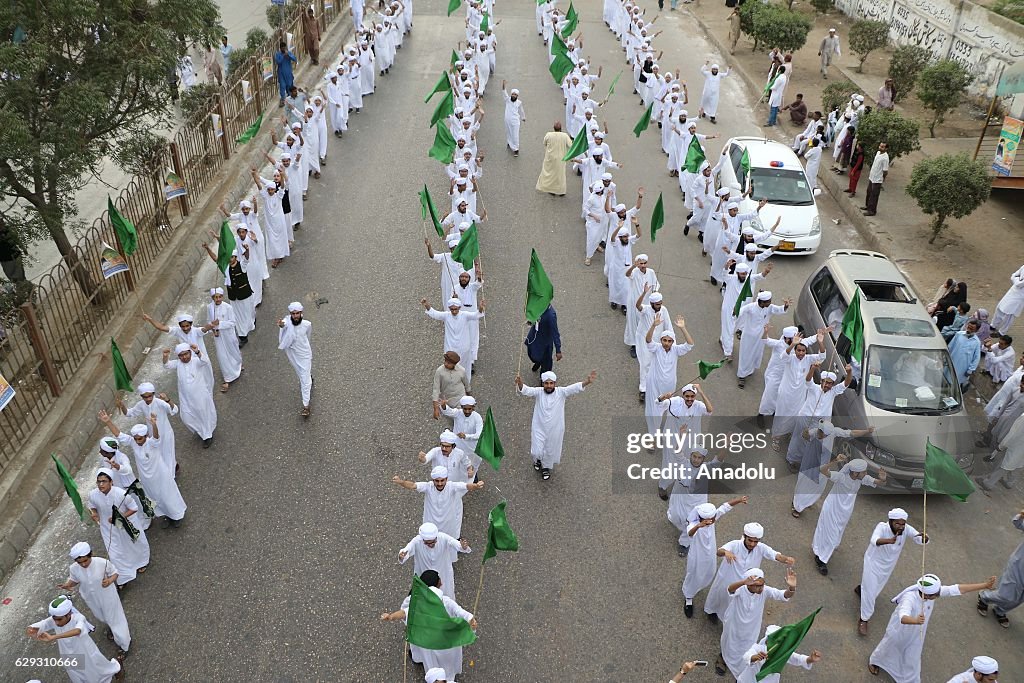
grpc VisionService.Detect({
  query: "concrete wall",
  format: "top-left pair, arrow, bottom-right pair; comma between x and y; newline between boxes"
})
834,0 -> 1024,110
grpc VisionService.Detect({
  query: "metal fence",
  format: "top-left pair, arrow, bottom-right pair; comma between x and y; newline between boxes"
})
0,0 -> 342,473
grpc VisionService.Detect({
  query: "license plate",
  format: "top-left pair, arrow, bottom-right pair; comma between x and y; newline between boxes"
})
777,241 -> 796,251
911,478 -> 924,489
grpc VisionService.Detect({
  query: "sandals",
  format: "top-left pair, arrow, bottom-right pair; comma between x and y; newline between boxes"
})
791,508 -> 801,518
978,597 -> 989,616
541,467 -> 551,481
220,383 -> 230,393
868,664 -> 879,676
998,614 -> 1010,628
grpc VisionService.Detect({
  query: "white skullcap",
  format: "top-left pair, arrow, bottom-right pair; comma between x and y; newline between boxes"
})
265,181 -> 278,190
744,567 -> 766,579
96,467 -> 115,480
744,243 -> 758,252
454,60 -> 464,67
447,237 -> 460,249
821,371 -> 838,382
636,253 -> 649,261
589,146 -> 603,156
99,438 -> 117,453
69,541 -> 91,559
130,424 -> 148,437
425,668 -> 447,683
418,522 -> 439,541
888,508 -> 909,520
817,420 -> 834,436
917,573 -> 942,595
458,163 -> 470,171
757,291 -> 772,301
291,122 -> 302,130
782,326 -> 798,338
447,297 -> 462,308
304,104 -> 314,112
48,596 -> 74,617
680,384 -> 696,394
695,502 -> 717,519
430,465 -> 449,480
240,200 -> 253,209
743,522 -> 764,539
649,292 -> 664,303
717,187 -> 731,197
765,624 -> 781,637
510,88 -> 519,95
829,26 -> 837,31
176,313 -> 193,323
288,302 -> 304,313
591,181 -> 603,192
727,202 -> 740,210
174,342 -> 191,355
741,227 -> 755,236
660,329 -> 676,341
601,172 -> 614,181
848,458 -> 868,472
972,656 -> 998,674
280,152 -> 292,160
691,446 -> 708,458
711,63 -> 720,69
541,371 -> 557,382
137,382 -> 156,394
679,110 -> 689,118
594,130 -> 605,138
439,430 -> 458,444
459,395 -> 476,406
456,177 -> 467,185
614,203 -> 627,212
210,287 -> 225,296
736,263 -> 751,274
454,107 -> 464,115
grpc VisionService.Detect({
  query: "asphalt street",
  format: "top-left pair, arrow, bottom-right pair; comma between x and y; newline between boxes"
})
1,1 -> 1022,681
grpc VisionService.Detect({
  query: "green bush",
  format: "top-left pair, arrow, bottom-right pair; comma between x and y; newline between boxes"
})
856,108 -> 921,164
180,83 -> 220,119
916,59 -> 975,137
906,153 -> 991,244
887,45 -> 931,103
751,5 -> 813,54
849,20 -> 889,72
992,0 -> 1024,24
739,1 -> 765,48
810,0 -> 834,12
821,79 -> 859,115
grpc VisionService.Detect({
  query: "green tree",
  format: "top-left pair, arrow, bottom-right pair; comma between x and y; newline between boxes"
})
916,59 -> 975,137
810,0 -> 834,13
849,20 -> 889,72
229,27 -> 272,74
887,45 -> 931,103
821,79 -> 859,115
905,153 -> 991,244
0,0 -> 222,294
992,0 -> 1024,25
857,109 -> 921,164
751,5 -> 813,54
739,1 -> 766,49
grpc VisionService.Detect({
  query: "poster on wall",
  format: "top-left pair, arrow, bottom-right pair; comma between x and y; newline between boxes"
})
993,116 -> 1022,177
164,171 -> 187,200
242,80 -> 252,103
0,371 -> 14,412
211,113 -> 223,139
261,57 -> 273,82
99,243 -> 129,279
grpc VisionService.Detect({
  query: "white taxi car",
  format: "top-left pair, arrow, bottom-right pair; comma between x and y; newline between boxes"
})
717,136 -> 822,255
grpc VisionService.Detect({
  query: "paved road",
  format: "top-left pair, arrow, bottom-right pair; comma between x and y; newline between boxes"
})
2,2 -> 1021,681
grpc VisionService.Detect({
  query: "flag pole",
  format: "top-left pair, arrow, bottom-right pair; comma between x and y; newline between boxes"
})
921,489 -> 927,574
402,636 -> 408,683
472,562 -> 486,614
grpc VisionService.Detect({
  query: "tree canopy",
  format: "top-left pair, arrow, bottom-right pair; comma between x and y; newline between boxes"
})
906,153 -> 991,244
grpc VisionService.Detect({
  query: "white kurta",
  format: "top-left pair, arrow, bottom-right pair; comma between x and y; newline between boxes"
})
431,253 -> 462,305
168,324 -> 214,387
423,446 -> 473,484
804,145 -> 823,191
860,521 -> 926,621
736,303 -> 787,378
624,267 -> 659,347
636,304 -> 674,393
771,350 -> 828,436
440,406 -> 483,470
520,383 -> 586,468
721,585 -> 789,677
607,235 -> 637,304
453,280 -> 483,363
164,354 -> 217,440
97,450 -> 151,531
583,191 -> 606,259
206,300 -> 243,383
995,265 -> 1024,328
699,66 -> 729,117
87,487 -> 150,585
415,481 -> 470,538
644,342 -> 694,435
117,434 -> 186,520
704,539 -> 779,617
400,587 -> 473,679
987,343 -> 1017,383
757,337 -> 791,415
737,639 -> 812,683
720,273 -> 764,356
668,459 -> 724,547
29,614 -> 121,683
503,91 -> 525,151
260,186 -> 290,260
682,502 -> 733,599
426,309 -> 483,382
125,397 -> 178,478
869,584 -> 962,683
399,531 -> 467,598
811,467 -> 876,563
279,319 -> 313,407
69,557 -> 131,651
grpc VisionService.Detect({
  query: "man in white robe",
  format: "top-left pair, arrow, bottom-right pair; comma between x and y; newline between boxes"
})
655,384 -> 712,496
699,62 -> 729,123
162,342 -> 216,447
326,70 -> 349,136
583,182 -> 607,265
643,322 -> 695,438
624,252 -> 659,355
516,369 -> 597,480
992,263 -> 1024,333
811,458 -> 883,575
984,334 -> 1016,383
419,430 -> 474,483
946,656 -> 999,683
501,82 -> 526,155
856,508 -> 928,635
116,381 -> 179,477
97,438 -> 152,531
718,566 -> 796,678
425,236 -> 463,304
202,287 -> 243,392
26,596 -> 122,683
278,302 -> 314,417
756,326 -> 800,428
771,333 -> 827,445
668,448 -> 725,555
392,466 -> 484,539
423,297 -> 485,382
140,312 -> 215,387
88,469 -> 150,586
60,542 -> 131,655
704,522 -> 795,623
635,291 -> 673,399
719,263 -> 765,360
735,291 -> 790,388
737,624 -> 820,682
682,498 -> 746,618
251,172 -> 290,266
440,396 -> 483,471
399,522 -> 471,598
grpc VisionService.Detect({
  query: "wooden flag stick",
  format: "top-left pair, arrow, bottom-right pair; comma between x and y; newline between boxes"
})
921,489 -> 928,575
516,322 -> 529,379
472,562 -> 486,615
402,637 -> 408,683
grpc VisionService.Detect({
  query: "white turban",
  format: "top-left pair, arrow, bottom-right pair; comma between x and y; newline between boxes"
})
265,181 -> 278,190
174,342 -> 191,355
280,152 -> 292,161
210,287 -> 225,296
96,467 -> 115,481
757,291 -> 772,301
48,596 -> 74,617
99,438 -> 117,453
744,567 -> 766,580
717,187 -> 731,197
69,541 -> 91,559
591,181 -> 603,192
425,668 -> 446,683
972,656 -> 998,675
439,430 -> 458,444
848,458 -> 868,472
741,227 -> 755,236
735,263 -> 751,274
447,297 -> 462,308
290,122 -> 302,130
594,130 -> 605,138
240,200 -> 253,209
541,371 -> 557,382
711,63 -> 720,70
636,253 -> 649,262
589,146 -> 603,156
430,465 -> 449,480
601,172 -> 614,181
459,395 -> 476,406
695,502 -> 717,519
821,371 -> 838,382
917,573 -> 942,595
782,326 -> 798,338
888,508 -> 909,520
817,420 -> 834,436
727,201 -> 740,210
660,329 -> 676,341
510,88 -> 519,96
680,384 -> 696,394
418,522 -> 439,541
458,163 -> 470,171
137,382 -> 156,395
649,292 -> 663,303
614,203 -> 627,212
743,522 -> 765,539
130,424 -> 148,437
288,302 -> 304,313
455,177 -> 467,185
176,313 -> 193,323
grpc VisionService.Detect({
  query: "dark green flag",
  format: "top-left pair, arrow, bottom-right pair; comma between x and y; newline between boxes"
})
525,249 -> 554,322
111,504 -> 140,542
741,148 -> 752,175
607,70 -> 622,98
429,89 -> 455,128
406,575 -> 477,649
450,223 -> 479,270
447,0 -> 461,16
418,185 -> 445,238
216,219 -> 235,275
925,439 -> 975,502
428,124 -> 457,164
450,49 -> 459,66
482,500 -> 519,563
475,407 -> 505,471
550,33 -> 569,59
480,11 -> 489,33
733,276 -> 753,317
561,127 -> 589,162
839,288 -> 865,362
756,608 -> 822,680
107,197 -> 138,256
650,192 -> 664,242
698,360 -> 725,380
51,454 -> 85,521
633,103 -> 653,137
561,2 -> 578,38
549,52 -> 574,84
236,113 -> 263,144
424,72 -> 452,103
684,135 -> 707,173
110,338 -> 133,392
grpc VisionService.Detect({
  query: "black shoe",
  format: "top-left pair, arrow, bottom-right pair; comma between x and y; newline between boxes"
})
621,305 -> 627,315
815,556 -> 828,575
710,116 -> 716,124
854,585 -> 862,597
707,612 -> 719,625
738,378 -> 746,389
531,362 -> 541,372
639,391 -> 646,403
697,231 -> 704,243
683,224 -> 690,236
534,459 -> 542,471
678,543 -> 687,557
756,414 -> 767,429
611,302 -> 617,310
684,603 -> 694,618
238,335 -> 248,347
984,452 -> 996,462
710,276 -> 718,286
629,346 -> 637,358
541,467 -> 551,481
202,437 -> 212,448
658,488 -> 669,501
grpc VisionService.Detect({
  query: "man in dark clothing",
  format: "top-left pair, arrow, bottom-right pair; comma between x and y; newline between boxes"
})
525,304 -> 562,374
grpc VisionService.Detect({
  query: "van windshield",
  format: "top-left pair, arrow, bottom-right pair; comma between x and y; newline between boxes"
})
862,346 -> 962,414
750,168 -> 815,206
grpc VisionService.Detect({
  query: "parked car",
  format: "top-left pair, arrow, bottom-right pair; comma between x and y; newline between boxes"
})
717,136 -> 822,255
793,249 -> 975,491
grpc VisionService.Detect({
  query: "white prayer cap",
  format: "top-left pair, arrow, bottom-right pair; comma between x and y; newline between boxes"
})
594,130 -> 605,139
757,291 -> 772,301
679,109 -> 689,118
137,382 -> 156,395
176,313 -> 194,323
829,26 -> 837,31
680,384 -> 696,394
636,253 -> 649,262
454,60 -> 464,67
174,342 -> 191,355
240,200 -> 253,209
418,523 -> 439,541
817,420 -> 834,436
741,227 -> 755,236
848,458 -> 869,472
328,71 -> 337,79
614,203 -> 627,212
743,522 -> 765,538
48,596 -> 74,617
821,371 -> 838,382
458,221 -> 471,232
430,465 -> 449,480
972,656 -> 998,674
601,172 -> 613,181
727,201 -> 740,210
711,63 -> 720,70
649,292 -> 664,303
510,88 -> 519,96
425,668 -> 447,683
454,106 -> 464,115
96,467 -> 115,481
589,146 -> 603,156
660,329 -> 676,341
280,152 -> 292,160
290,121 -> 302,130
744,567 -> 765,579
288,302 -> 304,313
744,243 -> 758,252
99,438 -> 117,453
691,446 -> 708,459
541,371 -> 557,382
456,177 -> 467,185
716,187 -> 730,197
458,163 -> 470,172
439,430 -> 458,444
591,181 -> 603,192
695,502 -> 717,519
888,508 -> 909,520
69,542 -> 91,559
652,63 -> 660,70
459,395 -> 476,406
735,263 -> 751,274
765,624 -> 781,636
782,326 -> 798,338
917,573 -> 942,595
700,160 -> 711,173
265,181 -> 277,190
580,88 -> 590,96
447,297 -> 462,308
210,287 -> 225,296
130,424 -> 148,437
446,237 -> 460,249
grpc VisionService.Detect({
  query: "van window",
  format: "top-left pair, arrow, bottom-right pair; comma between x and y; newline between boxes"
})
857,281 -> 915,303
809,268 -> 847,334
729,144 -> 747,187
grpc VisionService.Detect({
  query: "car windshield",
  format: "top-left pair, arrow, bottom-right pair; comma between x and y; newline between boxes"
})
749,168 -> 815,206
862,345 -> 962,414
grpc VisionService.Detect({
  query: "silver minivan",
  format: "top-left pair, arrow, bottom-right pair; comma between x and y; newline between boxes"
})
793,250 -> 975,490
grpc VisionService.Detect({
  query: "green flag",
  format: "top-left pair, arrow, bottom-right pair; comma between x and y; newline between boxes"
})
650,192 -> 664,242
429,89 -> 455,128
450,49 -> 459,66
51,454 -> 85,521
216,219 -> 235,275
756,607 -> 822,681
925,439 -> 975,502
428,123 -> 457,164
740,148 -> 752,175
475,407 -> 505,471
107,197 -> 138,257
763,73 -> 778,96
561,2 -> 578,38
607,70 -> 622,98
480,11 -> 489,33
733,276 -> 753,317
418,185 -> 445,238
482,500 -> 519,563
111,504 -> 140,541
424,71 -> 452,103
698,359 -> 725,380
406,575 -> 477,649
450,223 -> 479,270
236,113 -> 263,144
447,0 -> 461,16
549,52 -> 574,84
684,135 -> 706,173
550,33 -> 569,59
839,288 -> 865,362
633,103 -> 653,137
562,127 -> 589,162
525,249 -> 554,322
110,338 -> 133,392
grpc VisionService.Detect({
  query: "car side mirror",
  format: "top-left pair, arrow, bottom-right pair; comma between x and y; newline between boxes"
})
813,188 -> 822,197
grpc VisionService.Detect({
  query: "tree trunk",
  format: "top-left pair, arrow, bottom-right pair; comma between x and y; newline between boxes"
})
928,214 -> 946,244
41,199 -> 97,297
